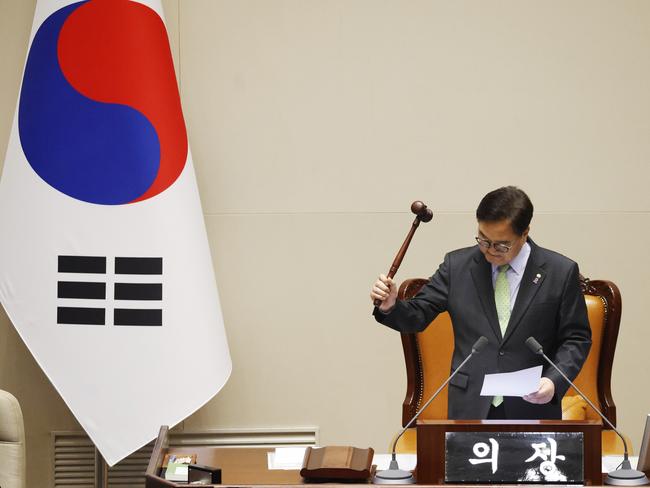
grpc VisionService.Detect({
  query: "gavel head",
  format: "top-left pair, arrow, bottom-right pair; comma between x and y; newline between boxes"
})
411,201 -> 434,223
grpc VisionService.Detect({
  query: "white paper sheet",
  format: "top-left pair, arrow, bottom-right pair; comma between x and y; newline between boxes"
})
480,365 -> 543,397
267,449 -> 419,472
267,447 -> 307,470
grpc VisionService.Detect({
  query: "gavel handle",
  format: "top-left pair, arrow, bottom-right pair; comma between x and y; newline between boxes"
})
373,217 -> 422,307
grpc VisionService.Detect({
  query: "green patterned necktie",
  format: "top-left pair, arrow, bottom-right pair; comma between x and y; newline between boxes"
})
492,264 -> 510,408
495,264 -> 511,335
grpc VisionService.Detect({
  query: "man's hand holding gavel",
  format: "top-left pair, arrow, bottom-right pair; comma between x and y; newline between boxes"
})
370,274 -> 398,312
369,201 -> 433,313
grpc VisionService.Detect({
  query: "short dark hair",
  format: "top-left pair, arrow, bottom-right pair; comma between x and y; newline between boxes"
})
476,186 -> 533,236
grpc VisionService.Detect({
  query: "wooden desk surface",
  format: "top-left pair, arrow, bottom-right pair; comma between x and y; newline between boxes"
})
146,424 -> 629,488
167,446 -> 304,485
159,446 -> 610,487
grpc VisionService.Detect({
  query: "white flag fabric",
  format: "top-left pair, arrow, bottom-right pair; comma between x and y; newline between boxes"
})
0,0 -> 231,466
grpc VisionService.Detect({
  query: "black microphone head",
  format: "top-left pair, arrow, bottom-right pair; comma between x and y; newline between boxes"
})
472,336 -> 488,353
525,337 -> 544,355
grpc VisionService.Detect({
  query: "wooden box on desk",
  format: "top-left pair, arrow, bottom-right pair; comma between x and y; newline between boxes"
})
416,419 -> 602,485
300,446 -> 374,481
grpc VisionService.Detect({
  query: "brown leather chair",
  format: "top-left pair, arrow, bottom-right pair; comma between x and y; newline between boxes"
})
394,276 -> 630,455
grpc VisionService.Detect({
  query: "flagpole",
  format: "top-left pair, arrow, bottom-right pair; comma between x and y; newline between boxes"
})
95,450 -> 108,488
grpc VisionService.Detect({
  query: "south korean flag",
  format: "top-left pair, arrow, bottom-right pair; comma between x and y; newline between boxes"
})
0,0 -> 231,466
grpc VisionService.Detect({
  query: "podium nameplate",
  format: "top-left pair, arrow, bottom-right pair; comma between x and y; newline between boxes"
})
445,431 -> 583,483
416,420 -> 602,485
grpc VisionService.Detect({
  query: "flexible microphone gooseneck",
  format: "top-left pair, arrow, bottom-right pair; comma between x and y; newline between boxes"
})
373,336 -> 489,485
525,337 -> 649,486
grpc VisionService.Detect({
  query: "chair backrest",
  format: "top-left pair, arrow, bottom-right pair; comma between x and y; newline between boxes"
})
145,474 -> 178,488
398,276 -> 621,427
0,389 -> 26,488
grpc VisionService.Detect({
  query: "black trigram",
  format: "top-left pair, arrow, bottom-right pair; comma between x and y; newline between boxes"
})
57,256 -> 163,326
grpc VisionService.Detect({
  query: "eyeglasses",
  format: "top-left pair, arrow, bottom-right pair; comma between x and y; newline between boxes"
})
475,236 -> 512,254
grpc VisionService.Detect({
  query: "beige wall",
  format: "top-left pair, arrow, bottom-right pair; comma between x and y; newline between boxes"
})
2,0 -> 650,485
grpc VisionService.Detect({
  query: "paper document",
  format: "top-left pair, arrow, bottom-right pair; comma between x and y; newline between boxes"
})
165,464 -> 189,482
480,365 -> 543,397
268,447 -> 307,470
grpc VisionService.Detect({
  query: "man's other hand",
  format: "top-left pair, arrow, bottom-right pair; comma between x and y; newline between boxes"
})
522,377 -> 555,404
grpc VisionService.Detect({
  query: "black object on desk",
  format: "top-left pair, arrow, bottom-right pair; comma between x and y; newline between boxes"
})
188,464 -> 221,484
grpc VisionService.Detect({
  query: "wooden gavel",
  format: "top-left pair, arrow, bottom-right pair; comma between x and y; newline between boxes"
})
373,201 -> 434,307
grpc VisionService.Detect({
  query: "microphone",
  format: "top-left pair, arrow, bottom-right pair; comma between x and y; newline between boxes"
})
525,337 -> 649,486
373,336 -> 489,484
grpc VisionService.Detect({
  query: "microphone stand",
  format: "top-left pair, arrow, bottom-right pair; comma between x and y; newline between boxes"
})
526,338 -> 649,486
373,337 -> 488,484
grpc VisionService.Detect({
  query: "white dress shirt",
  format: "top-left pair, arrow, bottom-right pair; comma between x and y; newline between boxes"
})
491,241 -> 531,312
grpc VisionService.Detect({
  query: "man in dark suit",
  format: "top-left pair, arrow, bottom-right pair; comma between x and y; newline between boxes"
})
370,186 -> 591,420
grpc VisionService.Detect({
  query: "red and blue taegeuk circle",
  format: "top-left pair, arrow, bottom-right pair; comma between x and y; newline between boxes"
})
19,0 -> 188,205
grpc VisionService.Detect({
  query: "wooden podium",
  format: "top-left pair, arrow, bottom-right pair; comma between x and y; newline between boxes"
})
145,422 -> 607,486
416,419 -> 602,485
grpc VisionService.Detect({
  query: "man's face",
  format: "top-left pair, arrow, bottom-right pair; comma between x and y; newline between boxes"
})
476,220 -> 528,266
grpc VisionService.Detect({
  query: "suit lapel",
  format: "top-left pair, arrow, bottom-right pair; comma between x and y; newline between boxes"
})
502,240 -> 546,344
470,253 -> 502,342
